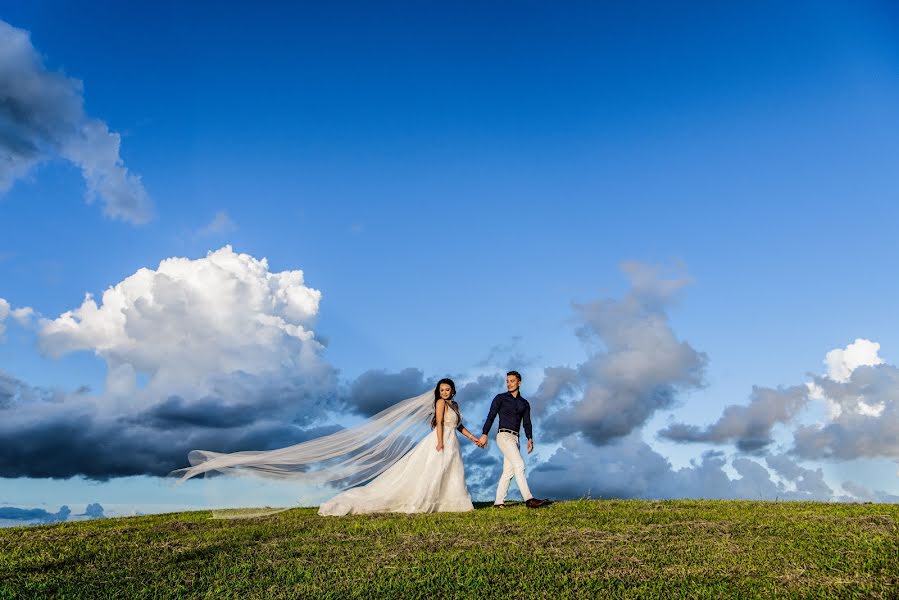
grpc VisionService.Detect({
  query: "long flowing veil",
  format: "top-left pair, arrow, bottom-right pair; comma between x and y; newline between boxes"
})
170,389 -> 435,517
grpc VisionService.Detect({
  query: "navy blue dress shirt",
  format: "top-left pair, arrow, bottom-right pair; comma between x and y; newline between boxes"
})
481,392 -> 533,440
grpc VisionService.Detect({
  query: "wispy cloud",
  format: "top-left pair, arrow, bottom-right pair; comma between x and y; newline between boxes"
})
198,211 -> 238,236
0,20 -> 153,224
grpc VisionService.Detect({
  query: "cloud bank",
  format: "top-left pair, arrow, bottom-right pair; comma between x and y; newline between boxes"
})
2,253 -> 896,504
0,247 -> 341,479
659,337 -> 899,466
0,502 -> 107,528
0,20 -> 152,223
529,435 -> 839,502
0,504 -> 70,525
519,269 -> 897,503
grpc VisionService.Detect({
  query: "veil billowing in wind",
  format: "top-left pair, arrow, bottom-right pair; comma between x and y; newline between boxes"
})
170,390 -> 435,516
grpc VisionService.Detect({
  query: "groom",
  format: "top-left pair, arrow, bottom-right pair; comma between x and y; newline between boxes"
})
479,371 -> 548,509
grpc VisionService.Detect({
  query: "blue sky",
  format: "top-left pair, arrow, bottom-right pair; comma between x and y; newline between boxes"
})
1,2 -> 898,521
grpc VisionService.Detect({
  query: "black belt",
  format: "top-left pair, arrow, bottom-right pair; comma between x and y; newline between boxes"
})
498,428 -> 519,437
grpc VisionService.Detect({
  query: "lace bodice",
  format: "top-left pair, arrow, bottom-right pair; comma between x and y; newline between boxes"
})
442,408 -> 460,427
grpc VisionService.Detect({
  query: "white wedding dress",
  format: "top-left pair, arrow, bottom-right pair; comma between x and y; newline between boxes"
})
318,408 -> 474,516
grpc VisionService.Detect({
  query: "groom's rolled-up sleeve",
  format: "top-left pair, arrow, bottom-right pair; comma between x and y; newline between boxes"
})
482,395 -> 501,435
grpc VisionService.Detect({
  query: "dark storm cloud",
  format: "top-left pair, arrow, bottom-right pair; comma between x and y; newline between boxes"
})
347,368 -> 436,416
0,402 -> 343,480
345,369 -> 499,425
0,368 -> 343,479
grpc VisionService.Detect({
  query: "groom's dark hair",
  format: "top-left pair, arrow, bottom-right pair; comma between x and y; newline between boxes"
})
507,371 -> 522,382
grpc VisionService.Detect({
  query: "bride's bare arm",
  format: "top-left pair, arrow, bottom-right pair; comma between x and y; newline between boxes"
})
435,399 -> 445,451
458,426 -> 481,445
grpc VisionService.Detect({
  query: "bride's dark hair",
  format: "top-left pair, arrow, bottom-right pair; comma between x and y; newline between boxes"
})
430,378 -> 461,429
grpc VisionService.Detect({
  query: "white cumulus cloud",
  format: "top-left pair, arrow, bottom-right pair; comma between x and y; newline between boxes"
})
39,246 -> 325,398
824,338 -> 883,383
815,339 -> 886,419
0,298 -> 33,339
1,248 -> 342,480
10,306 -> 33,326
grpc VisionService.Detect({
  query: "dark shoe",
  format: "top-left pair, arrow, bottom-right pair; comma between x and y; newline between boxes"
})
525,498 -> 547,508
493,503 -> 505,509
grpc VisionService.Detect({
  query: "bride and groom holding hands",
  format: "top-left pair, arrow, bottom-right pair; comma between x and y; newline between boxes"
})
174,370 -> 550,515
319,370 -> 550,515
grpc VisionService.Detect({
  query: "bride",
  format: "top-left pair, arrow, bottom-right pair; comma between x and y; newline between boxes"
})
320,378 -> 480,515
172,378 -> 483,516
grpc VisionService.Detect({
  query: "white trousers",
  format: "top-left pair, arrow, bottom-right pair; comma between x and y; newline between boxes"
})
495,431 -> 532,504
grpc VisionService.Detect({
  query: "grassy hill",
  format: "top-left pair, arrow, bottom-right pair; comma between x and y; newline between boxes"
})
1,499 -> 896,598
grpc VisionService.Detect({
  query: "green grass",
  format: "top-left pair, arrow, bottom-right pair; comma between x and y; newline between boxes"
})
1,500 -> 896,598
